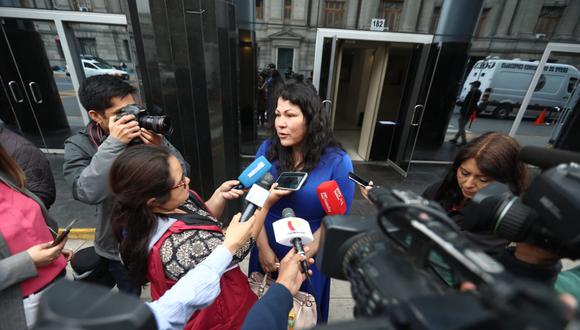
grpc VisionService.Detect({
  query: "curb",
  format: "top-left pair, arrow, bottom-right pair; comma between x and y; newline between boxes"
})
60,228 -> 95,241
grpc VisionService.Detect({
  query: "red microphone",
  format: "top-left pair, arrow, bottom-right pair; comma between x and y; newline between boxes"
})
316,180 -> 347,215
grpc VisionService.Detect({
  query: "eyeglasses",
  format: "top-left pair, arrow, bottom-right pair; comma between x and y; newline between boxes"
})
171,174 -> 187,190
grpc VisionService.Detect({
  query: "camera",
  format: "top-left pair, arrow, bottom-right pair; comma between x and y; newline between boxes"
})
116,104 -> 173,136
461,163 -> 580,258
317,183 -> 575,328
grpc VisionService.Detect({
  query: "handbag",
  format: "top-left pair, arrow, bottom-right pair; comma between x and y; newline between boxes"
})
249,272 -> 317,329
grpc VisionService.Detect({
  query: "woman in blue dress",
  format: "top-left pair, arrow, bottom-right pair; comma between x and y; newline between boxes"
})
248,79 -> 355,323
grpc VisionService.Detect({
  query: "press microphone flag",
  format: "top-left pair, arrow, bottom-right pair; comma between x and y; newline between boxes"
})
273,208 -> 313,279
240,172 -> 275,222
233,156 -> 272,190
272,208 -> 314,246
317,180 -> 347,215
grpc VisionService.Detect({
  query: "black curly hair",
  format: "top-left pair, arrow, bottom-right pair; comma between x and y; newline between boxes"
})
266,79 -> 342,172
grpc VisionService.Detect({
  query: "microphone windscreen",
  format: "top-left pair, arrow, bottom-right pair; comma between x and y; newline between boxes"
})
258,172 -> 276,189
238,156 -> 272,188
317,180 -> 347,215
282,208 -> 295,218
518,146 -> 580,169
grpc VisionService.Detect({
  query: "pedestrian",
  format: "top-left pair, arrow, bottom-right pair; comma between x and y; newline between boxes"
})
451,80 -> 482,146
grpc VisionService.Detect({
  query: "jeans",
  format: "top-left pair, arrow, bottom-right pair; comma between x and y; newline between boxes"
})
454,116 -> 469,143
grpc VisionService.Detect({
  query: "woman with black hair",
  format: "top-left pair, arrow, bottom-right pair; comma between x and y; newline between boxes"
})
423,132 -> 529,255
247,79 -> 355,323
109,145 -> 279,329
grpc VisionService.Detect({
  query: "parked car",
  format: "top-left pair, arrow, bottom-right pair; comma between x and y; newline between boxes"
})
81,59 -> 129,80
458,59 -> 580,119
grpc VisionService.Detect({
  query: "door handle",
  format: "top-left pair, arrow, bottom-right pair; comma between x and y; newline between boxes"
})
8,81 -> 23,103
411,105 -> 423,127
28,82 -> 43,104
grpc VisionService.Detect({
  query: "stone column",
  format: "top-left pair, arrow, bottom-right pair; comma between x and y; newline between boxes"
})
554,0 -> 580,40
357,0 -> 380,29
513,0 -> 542,37
495,0 -> 519,36
399,0 -> 422,32
416,0 -> 436,33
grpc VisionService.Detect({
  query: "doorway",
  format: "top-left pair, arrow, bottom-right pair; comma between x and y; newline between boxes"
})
314,29 -> 434,175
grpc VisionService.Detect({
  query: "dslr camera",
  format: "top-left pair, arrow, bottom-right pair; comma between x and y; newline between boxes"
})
116,104 -> 173,137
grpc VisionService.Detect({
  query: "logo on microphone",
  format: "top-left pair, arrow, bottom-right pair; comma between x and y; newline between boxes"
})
333,187 -> 344,206
287,219 -> 298,231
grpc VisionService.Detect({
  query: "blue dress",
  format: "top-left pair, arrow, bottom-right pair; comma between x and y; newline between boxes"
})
248,139 -> 355,323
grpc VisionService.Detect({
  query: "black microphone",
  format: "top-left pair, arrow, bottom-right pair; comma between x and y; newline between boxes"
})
240,173 -> 275,222
518,146 -> 580,170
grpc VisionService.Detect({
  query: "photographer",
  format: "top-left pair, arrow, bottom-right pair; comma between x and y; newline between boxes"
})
63,75 -> 189,296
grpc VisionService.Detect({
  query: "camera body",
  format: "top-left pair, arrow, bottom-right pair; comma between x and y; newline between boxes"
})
462,163 -> 580,258
116,104 -> 173,137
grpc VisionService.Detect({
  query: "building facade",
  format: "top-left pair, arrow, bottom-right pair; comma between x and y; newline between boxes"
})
254,0 -> 580,76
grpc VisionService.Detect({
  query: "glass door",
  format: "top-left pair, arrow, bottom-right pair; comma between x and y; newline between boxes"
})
387,43 -> 436,176
0,18 -> 76,149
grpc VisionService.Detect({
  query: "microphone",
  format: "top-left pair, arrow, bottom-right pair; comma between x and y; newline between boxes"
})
316,180 -> 347,215
240,172 -> 275,222
232,156 -> 272,190
273,208 -> 313,278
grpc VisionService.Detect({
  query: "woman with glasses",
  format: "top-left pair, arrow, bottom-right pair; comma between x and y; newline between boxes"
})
109,145 -> 283,329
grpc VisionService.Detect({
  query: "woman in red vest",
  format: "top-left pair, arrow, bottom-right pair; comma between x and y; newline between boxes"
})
110,145 -> 287,329
0,144 -> 70,329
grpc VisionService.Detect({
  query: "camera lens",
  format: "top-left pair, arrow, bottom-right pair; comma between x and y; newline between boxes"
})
138,115 -> 173,135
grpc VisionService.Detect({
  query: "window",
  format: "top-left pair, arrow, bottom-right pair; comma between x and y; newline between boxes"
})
534,6 -> 564,39
277,48 -> 294,73
430,7 -> 441,34
568,77 -> 578,93
78,37 -> 97,56
380,0 -> 403,31
323,0 -> 346,28
256,0 -> 264,20
475,8 -> 490,38
284,0 -> 292,21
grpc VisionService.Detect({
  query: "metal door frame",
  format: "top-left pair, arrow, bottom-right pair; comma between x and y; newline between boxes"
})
509,42 -> 580,136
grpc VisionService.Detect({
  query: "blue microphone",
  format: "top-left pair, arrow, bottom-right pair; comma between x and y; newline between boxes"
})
232,156 -> 272,190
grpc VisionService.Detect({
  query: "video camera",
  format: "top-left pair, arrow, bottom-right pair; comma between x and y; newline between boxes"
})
317,147 -> 580,329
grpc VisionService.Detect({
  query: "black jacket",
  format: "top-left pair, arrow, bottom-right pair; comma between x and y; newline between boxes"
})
460,88 -> 482,119
0,126 -> 56,208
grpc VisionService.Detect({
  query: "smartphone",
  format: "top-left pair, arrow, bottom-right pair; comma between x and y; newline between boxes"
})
50,219 -> 78,247
348,172 -> 370,187
275,172 -> 308,191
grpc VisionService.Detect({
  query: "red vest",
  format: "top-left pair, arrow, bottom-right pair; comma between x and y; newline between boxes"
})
147,220 -> 257,330
0,183 -> 66,297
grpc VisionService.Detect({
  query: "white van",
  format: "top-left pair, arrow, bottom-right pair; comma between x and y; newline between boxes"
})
458,59 -> 580,119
